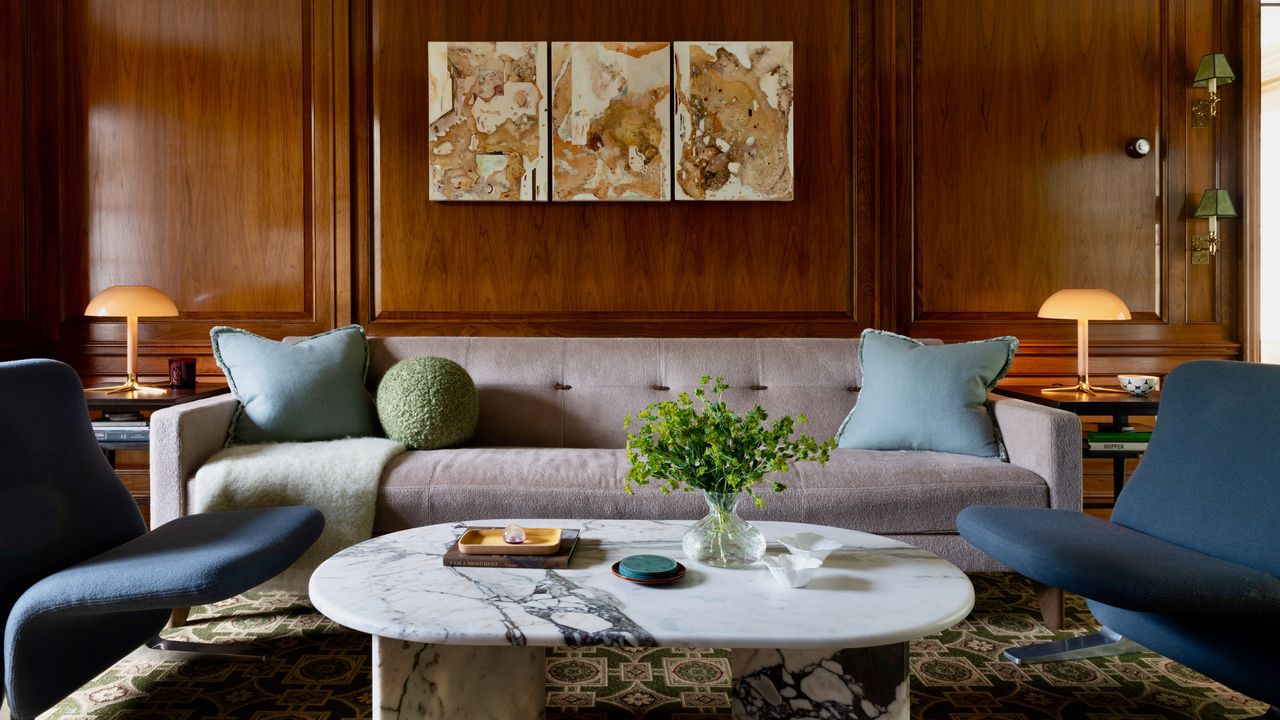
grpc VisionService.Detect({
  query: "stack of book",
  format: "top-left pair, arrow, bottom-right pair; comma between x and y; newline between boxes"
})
1085,431 -> 1150,452
443,527 -> 581,569
92,412 -> 149,443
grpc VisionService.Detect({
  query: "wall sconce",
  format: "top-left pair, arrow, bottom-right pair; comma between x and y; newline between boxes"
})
1191,188 -> 1237,263
1191,53 -> 1235,127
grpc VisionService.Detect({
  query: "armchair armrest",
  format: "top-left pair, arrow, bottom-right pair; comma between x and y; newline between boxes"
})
991,395 -> 1082,512
10,508 -> 323,620
149,395 -> 239,527
959,506 -> 1280,615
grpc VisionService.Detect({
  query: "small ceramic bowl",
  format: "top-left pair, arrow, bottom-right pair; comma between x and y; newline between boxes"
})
1117,374 -> 1160,396
762,555 -> 824,588
776,532 -> 842,562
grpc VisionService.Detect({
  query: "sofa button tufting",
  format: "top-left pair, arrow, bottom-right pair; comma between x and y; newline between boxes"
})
847,386 -> 858,392
554,383 -> 572,391
651,384 -> 670,391
751,385 -> 768,391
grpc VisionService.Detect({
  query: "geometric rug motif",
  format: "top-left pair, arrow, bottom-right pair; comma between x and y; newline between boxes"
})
42,573 -> 1269,719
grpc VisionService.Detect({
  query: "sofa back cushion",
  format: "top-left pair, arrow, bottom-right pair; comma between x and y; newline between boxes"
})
310,337 -> 932,449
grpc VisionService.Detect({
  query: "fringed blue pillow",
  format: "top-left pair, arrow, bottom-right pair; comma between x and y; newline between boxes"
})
837,329 -> 1017,459
211,325 -> 380,445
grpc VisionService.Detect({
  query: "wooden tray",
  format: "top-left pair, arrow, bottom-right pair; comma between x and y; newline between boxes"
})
457,527 -> 562,555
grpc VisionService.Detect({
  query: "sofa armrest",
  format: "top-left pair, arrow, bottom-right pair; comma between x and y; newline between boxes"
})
149,395 -> 238,527
991,396 -> 1082,512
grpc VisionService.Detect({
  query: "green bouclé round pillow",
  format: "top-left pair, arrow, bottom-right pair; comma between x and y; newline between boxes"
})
376,356 -> 478,449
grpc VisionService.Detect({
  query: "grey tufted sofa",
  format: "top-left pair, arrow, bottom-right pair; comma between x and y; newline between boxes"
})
150,336 -> 1081,572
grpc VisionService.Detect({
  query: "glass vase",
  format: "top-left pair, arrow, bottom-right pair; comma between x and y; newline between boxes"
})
682,490 -> 767,568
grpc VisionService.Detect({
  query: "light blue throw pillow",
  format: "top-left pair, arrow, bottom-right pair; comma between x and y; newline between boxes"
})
211,325 -> 380,445
837,329 -> 1018,459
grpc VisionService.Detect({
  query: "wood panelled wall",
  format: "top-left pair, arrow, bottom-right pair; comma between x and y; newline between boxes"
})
0,0 -> 1249,382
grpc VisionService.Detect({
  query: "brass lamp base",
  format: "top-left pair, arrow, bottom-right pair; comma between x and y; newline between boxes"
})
1043,378 -> 1128,395
86,373 -> 171,395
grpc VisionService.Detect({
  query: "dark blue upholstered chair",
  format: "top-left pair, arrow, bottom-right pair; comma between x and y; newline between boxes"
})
959,360 -> 1280,715
0,359 -> 324,720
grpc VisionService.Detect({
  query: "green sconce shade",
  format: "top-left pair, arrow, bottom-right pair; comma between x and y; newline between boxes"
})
1193,53 -> 1235,87
1193,189 -> 1238,219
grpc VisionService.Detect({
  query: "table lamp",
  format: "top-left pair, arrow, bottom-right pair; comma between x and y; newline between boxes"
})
1038,288 -> 1131,395
84,285 -> 179,394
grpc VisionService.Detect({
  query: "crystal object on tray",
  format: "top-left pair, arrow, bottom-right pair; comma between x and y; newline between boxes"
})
503,524 -> 527,544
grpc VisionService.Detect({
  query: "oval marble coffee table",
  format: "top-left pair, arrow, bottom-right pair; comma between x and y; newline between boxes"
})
310,519 -> 974,720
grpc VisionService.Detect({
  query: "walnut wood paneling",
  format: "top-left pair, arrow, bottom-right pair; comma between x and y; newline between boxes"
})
0,0 -> 1249,380
38,0 -> 347,378
914,0 -> 1164,318
886,0 -> 1243,378
0,0 -> 24,329
354,0 -> 864,337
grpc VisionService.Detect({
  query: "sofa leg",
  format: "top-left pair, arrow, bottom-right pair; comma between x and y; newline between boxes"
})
168,607 -> 190,628
1003,625 -> 1142,665
1032,581 -> 1064,630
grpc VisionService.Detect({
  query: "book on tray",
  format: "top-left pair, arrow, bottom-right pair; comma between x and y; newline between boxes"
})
443,528 -> 581,569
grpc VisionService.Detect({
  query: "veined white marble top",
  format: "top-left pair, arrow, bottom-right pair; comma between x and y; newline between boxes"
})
310,519 -> 974,650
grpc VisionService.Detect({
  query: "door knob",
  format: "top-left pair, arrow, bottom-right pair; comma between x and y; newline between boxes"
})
1125,138 -> 1152,158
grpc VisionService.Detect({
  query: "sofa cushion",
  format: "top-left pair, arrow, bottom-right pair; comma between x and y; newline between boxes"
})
356,337 -> 886,448
789,449 -> 1047,533
372,447 -> 1047,535
837,329 -> 1017,459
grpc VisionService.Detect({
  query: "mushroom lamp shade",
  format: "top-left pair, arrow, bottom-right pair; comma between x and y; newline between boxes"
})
84,285 -> 179,394
1038,289 -> 1132,395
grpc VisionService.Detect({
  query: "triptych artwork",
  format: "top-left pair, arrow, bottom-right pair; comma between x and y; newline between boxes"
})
427,41 -> 793,202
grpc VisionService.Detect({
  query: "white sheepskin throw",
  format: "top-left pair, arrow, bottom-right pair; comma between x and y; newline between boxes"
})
192,437 -> 405,595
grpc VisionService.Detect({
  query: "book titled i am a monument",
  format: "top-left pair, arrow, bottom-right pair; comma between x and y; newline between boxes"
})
442,528 -> 581,569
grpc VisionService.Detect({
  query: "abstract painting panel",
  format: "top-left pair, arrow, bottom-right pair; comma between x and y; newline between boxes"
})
674,42 -> 794,201
428,41 -> 548,201
551,42 -> 671,201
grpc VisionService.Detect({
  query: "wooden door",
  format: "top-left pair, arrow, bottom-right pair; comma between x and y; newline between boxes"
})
882,0 -> 1241,379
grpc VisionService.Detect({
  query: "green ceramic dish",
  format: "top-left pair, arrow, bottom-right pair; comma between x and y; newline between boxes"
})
617,554 -> 679,580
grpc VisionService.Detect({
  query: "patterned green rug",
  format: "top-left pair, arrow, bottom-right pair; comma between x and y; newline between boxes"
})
44,574 -> 1268,719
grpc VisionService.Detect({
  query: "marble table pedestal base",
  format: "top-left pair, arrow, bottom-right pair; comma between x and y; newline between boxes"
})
731,644 -> 908,720
372,636 -> 907,720
373,637 -> 547,720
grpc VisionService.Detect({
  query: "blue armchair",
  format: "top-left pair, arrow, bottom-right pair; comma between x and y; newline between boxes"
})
0,359 -> 324,720
959,360 -> 1280,715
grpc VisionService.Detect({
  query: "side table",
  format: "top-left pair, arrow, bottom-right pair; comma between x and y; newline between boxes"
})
85,383 -> 230,516
993,386 -> 1160,510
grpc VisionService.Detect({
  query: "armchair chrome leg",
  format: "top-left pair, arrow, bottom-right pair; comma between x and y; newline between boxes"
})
1002,626 -> 1143,665
146,635 -> 268,662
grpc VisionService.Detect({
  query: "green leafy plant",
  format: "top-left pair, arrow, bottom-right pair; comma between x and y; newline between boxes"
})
624,376 -> 836,508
